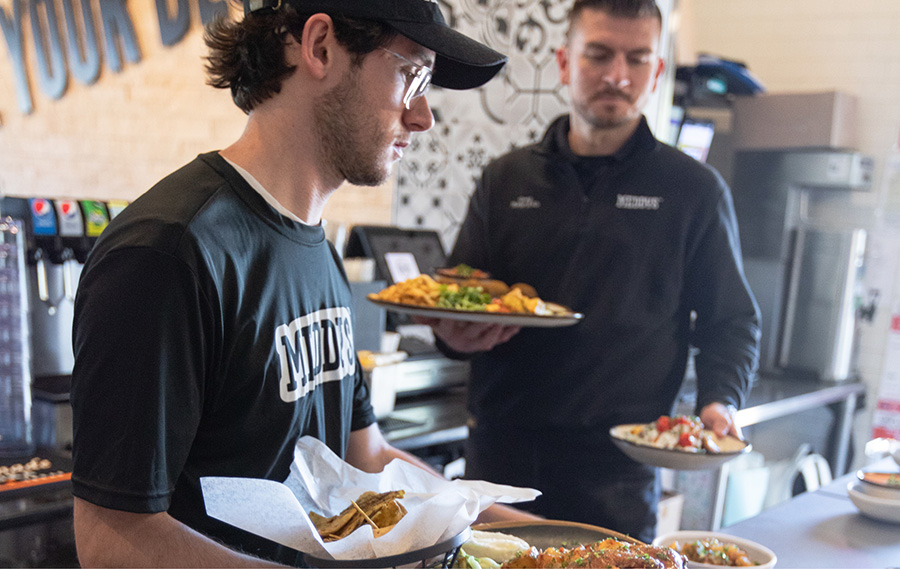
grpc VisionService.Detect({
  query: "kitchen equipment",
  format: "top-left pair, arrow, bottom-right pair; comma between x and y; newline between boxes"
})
345,225 -> 447,286
731,148 -> 874,381
363,364 -> 398,420
0,217 -> 34,457
344,224 -> 471,396
0,197 -> 125,451
348,281 -> 386,353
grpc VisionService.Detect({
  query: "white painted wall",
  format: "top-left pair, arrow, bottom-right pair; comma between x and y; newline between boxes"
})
677,0 -> 900,468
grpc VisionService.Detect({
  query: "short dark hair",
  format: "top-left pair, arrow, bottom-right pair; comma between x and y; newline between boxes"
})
205,6 -> 398,114
566,0 -> 662,39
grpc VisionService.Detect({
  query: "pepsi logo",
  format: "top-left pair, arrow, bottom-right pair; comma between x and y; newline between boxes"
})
32,199 -> 50,215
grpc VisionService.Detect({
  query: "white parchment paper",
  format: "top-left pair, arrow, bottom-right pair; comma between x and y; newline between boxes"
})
201,436 -> 540,560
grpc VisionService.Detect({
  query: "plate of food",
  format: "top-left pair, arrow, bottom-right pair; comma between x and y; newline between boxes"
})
610,415 -> 751,470
367,274 -> 583,328
458,520 -> 687,568
435,264 -> 491,280
652,530 -> 776,568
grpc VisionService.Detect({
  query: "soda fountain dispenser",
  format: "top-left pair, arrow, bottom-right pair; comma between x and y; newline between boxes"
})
0,197 -> 123,451
0,217 -> 34,457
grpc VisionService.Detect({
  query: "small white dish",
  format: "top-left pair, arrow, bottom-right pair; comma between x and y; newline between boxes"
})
609,424 -> 750,470
847,480 -> 900,524
893,445 -> 900,468
652,530 -> 776,569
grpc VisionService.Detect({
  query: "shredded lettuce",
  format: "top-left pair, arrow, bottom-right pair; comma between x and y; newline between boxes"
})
436,285 -> 491,311
455,548 -> 501,569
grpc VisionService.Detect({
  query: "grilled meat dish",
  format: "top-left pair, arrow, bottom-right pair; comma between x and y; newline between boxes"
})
501,538 -> 686,569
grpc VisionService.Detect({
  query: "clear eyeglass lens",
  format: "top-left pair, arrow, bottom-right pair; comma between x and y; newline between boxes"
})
403,69 -> 432,109
381,48 -> 433,110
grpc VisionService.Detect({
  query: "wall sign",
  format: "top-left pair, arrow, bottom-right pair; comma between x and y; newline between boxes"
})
0,0 -> 227,114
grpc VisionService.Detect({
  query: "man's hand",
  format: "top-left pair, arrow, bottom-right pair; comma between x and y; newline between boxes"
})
699,402 -> 743,440
414,316 -> 520,353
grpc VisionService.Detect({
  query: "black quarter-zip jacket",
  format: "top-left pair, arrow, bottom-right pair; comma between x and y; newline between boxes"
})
447,115 -> 761,436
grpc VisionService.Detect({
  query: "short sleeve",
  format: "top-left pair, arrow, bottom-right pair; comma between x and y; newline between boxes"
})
350,364 -> 377,431
71,247 -> 212,513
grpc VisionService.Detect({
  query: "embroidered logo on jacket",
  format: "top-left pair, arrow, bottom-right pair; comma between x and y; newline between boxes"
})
510,196 -> 541,209
616,194 -> 663,210
275,307 -> 356,402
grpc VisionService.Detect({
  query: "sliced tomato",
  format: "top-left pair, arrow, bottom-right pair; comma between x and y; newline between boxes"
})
656,416 -> 671,432
678,432 -> 697,448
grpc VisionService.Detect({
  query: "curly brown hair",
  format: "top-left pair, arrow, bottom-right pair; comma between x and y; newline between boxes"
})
205,5 -> 398,114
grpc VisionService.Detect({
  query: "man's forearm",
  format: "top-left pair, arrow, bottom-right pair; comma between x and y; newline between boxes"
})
74,497 -> 284,568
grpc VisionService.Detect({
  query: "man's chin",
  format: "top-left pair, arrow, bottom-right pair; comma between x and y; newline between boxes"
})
344,165 -> 392,187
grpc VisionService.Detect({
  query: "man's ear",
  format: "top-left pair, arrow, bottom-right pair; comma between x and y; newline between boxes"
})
556,45 -> 571,86
299,13 -> 338,80
650,56 -> 666,93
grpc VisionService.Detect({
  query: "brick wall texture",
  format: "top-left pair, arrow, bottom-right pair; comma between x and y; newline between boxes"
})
0,1 -> 393,225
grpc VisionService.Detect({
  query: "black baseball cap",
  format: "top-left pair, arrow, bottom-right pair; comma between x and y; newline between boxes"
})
243,0 -> 507,90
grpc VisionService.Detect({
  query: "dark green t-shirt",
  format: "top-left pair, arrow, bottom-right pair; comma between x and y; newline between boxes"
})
71,152 -> 376,565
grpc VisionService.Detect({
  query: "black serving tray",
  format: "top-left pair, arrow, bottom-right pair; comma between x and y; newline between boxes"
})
301,527 -> 470,569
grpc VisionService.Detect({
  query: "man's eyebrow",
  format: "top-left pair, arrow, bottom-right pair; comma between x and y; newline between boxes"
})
409,48 -> 436,69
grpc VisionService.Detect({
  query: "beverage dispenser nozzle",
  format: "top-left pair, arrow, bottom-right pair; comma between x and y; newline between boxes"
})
33,248 -> 52,308
61,248 -> 78,303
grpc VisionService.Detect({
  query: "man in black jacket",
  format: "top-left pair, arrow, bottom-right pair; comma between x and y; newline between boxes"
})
422,0 -> 761,542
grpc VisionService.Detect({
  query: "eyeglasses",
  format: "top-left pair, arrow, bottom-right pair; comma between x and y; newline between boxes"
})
379,48 -> 433,110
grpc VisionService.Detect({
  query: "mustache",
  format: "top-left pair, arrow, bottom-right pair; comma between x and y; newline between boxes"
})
591,88 -> 631,101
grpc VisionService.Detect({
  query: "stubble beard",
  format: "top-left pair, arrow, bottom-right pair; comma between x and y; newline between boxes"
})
575,99 -> 635,130
573,86 -> 643,130
314,69 -> 393,187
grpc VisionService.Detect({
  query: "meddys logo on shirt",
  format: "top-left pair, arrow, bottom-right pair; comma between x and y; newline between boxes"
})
275,307 -> 356,402
616,194 -> 663,210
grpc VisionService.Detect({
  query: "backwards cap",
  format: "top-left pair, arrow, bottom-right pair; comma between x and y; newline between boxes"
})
244,0 -> 507,90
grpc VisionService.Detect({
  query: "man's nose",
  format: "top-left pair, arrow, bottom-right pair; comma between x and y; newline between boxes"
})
601,55 -> 630,89
404,94 -> 435,132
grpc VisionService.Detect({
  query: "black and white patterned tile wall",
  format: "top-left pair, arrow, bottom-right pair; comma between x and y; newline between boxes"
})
394,0 -> 674,251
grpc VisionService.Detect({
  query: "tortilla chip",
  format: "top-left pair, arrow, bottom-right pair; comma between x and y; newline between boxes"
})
309,490 -> 407,542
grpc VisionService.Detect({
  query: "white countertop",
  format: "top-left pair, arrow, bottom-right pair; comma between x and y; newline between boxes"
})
721,457 -> 900,568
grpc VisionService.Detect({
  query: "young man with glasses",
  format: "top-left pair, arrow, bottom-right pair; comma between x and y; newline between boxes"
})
70,1 -> 535,566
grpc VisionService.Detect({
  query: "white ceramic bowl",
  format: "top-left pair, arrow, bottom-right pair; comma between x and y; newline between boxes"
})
653,530 -> 776,569
847,480 -> 900,524
609,425 -> 751,470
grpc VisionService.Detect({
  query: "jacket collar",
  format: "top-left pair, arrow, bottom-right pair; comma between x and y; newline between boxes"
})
539,114 -> 659,162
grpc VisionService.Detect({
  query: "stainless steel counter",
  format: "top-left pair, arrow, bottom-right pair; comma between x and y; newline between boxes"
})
721,457 -> 900,568
380,387 -> 468,452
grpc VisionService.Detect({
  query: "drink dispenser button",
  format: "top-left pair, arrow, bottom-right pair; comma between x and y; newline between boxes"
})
27,198 -> 60,307
80,200 -> 110,240
106,200 -> 129,220
28,199 -> 58,240
52,200 -> 84,304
